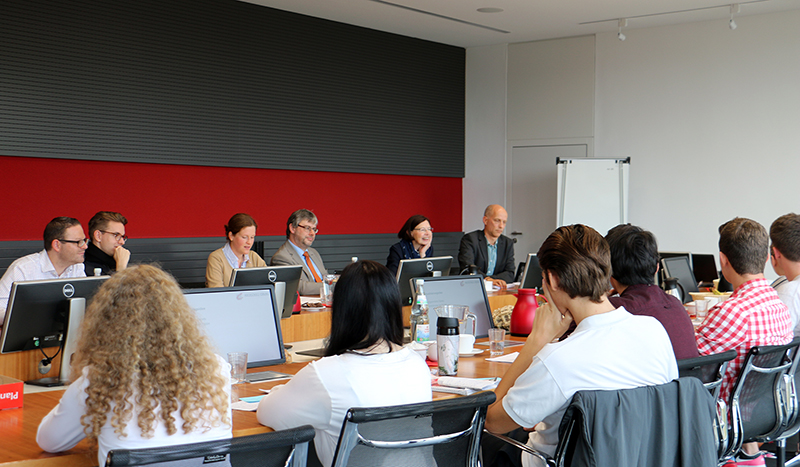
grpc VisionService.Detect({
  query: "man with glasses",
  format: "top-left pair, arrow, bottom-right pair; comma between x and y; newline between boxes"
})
84,211 -> 130,276
0,217 -> 87,323
271,209 -> 328,295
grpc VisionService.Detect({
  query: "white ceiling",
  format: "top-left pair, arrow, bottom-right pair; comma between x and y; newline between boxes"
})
241,0 -> 800,47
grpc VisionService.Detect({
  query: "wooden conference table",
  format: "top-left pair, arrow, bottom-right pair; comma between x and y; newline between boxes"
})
0,290 -> 518,382
0,338 -> 523,467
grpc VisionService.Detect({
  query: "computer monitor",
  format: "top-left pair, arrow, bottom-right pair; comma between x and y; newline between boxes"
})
183,285 -> 285,368
422,276 -> 495,338
395,256 -> 452,306
228,265 -> 303,319
0,276 -> 109,386
657,252 -> 692,285
519,254 -> 543,292
691,253 -> 719,286
661,256 -> 700,303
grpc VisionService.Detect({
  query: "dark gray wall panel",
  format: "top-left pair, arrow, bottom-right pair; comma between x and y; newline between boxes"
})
0,0 -> 465,177
0,233 -> 464,288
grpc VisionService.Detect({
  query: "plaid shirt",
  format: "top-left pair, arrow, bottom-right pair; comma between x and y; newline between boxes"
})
696,277 -> 792,401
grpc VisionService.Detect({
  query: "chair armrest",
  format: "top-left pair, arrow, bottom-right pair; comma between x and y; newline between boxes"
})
483,429 -> 555,466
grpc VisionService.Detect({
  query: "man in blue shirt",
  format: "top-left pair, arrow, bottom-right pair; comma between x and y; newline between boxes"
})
458,204 -> 515,288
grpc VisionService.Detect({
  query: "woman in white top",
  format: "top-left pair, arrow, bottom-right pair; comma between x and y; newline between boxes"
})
37,265 -> 232,466
257,260 -> 432,467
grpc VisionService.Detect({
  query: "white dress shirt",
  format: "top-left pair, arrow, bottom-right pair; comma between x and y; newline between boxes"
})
0,250 -> 86,323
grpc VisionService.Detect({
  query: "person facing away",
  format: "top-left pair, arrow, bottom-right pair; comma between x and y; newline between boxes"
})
256,260 -> 432,467
605,223 -> 700,360
36,264 -> 232,466
0,216 -> 87,324
84,211 -> 131,276
769,213 -> 800,336
206,213 -> 267,288
484,224 -> 677,467
386,214 -> 434,276
696,217 -> 792,465
458,204 -> 515,288
270,208 -> 328,296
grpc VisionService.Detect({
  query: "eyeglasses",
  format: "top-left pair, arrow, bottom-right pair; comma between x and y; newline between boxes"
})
100,230 -> 128,242
59,238 -> 89,247
413,227 -> 434,233
297,224 -> 319,234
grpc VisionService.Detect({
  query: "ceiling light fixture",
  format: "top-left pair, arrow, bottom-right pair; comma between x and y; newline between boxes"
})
618,18 -> 627,41
477,7 -> 504,13
729,4 -> 740,29
580,0 -> 766,27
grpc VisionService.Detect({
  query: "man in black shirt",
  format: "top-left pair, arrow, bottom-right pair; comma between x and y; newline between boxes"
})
84,211 -> 130,276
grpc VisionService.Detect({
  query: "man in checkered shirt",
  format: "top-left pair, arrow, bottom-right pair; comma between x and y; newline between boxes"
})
696,217 -> 792,465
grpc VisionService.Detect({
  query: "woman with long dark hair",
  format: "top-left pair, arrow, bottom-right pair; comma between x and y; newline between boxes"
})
257,260 -> 431,467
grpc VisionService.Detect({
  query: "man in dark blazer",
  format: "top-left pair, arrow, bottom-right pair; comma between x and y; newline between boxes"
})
458,204 -> 515,288
271,209 -> 328,296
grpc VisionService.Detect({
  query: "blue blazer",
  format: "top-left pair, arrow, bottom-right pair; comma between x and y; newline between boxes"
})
386,240 -> 434,276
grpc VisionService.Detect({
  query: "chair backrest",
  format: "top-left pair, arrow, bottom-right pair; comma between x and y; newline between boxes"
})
105,425 -> 315,467
678,350 -> 738,399
677,350 -> 738,461
554,378 -> 718,467
780,338 -> 800,440
727,339 -> 800,459
330,390 -> 495,467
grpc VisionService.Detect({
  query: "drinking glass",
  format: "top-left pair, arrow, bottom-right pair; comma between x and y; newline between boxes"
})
228,352 -> 248,384
488,328 -> 506,357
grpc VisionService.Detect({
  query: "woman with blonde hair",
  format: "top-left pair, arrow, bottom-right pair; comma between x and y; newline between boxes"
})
37,264 -> 232,465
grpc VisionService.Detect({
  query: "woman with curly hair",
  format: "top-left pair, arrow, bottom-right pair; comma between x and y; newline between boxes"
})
37,264 -> 232,466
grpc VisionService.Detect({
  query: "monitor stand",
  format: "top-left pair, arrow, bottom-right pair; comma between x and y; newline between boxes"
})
26,297 -> 86,387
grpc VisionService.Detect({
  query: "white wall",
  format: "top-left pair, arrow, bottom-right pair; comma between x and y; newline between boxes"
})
466,9 -> 800,278
595,10 -> 800,276
464,44 -> 508,232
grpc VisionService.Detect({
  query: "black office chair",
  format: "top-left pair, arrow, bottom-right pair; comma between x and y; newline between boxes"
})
724,339 -> 800,464
105,425 -> 315,467
484,378 -> 718,467
678,350 -> 738,399
678,350 -> 738,461
330,391 -> 495,467
763,338 -> 800,467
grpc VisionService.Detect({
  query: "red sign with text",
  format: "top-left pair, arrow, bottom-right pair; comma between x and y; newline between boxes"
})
0,376 -> 23,410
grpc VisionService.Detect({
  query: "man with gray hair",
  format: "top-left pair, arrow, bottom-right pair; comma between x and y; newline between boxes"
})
458,204 -> 515,288
271,209 -> 328,296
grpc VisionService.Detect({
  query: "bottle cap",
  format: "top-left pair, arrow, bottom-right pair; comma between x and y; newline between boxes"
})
437,317 -> 459,333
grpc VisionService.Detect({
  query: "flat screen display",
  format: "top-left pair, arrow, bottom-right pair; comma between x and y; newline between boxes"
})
229,265 -> 303,319
1,276 -> 109,354
396,256 -> 452,306
691,253 -> 719,284
661,256 -> 699,303
184,285 -> 285,367
520,254 -> 543,292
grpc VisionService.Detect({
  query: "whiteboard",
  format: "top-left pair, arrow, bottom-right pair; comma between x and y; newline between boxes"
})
557,158 -> 629,236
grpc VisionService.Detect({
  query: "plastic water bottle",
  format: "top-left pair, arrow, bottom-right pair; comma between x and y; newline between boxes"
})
411,279 -> 429,342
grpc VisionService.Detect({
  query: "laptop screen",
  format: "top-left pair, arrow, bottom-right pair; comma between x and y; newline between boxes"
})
421,275 -> 495,338
184,285 -> 285,367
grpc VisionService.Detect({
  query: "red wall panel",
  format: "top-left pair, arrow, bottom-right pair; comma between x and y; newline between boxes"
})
0,156 -> 462,241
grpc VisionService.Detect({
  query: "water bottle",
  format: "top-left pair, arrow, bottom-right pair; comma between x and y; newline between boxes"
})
437,317 -> 459,376
411,279 -> 429,342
